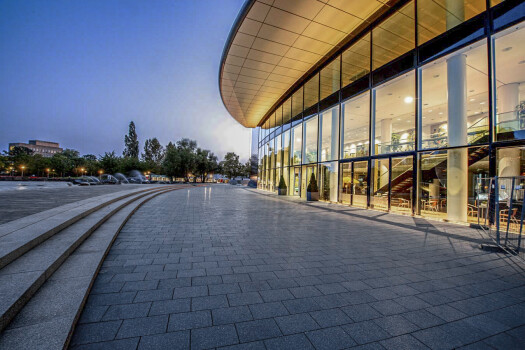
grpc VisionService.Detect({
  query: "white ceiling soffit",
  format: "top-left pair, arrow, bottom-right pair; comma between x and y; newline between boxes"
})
219,0 -> 396,128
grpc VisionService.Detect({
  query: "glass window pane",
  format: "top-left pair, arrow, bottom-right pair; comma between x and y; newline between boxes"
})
283,130 -> 290,167
276,135 -> 282,168
421,40 -> 489,149
304,74 -> 319,110
320,57 -> 341,100
342,33 -> 371,87
275,107 -> 282,129
339,163 -> 352,204
373,1 -> 415,70
269,138 -> 275,169
291,124 -> 303,165
303,116 -> 318,164
418,0 -> 486,45
319,106 -> 340,162
353,161 -> 368,208
497,146 -> 524,176
371,159 -> 389,211
418,146 -> 489,223
341,92 -> 370,159
391,156 -> 413,214
494,24 -> 525,141
319,162 -> 338,202
374,71 -> 415,154
292,88 -> 303,119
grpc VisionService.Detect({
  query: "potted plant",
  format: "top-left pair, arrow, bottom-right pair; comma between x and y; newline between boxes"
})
277,175 -> 287,195
307,173 -> 319,201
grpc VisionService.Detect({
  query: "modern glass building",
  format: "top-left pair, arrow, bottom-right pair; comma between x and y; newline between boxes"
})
219,0 -> 525,224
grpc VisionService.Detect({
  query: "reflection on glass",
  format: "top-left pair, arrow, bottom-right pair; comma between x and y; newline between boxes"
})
421,40 -> 489,149
282,99 -> 291,125
303,116 -> 318,164
304,74 -> 319,110
319,162 -> 338,202
276,135 -> 282,168
391,156 -> 413,213
341,92 -> 370,159
353,161 -> 368,208
339,163 -> 352,204
301,165 -> 317,199
292,88 -> 303,119
282,167 -> 290,193
320,57 -> 341,100
372,1 -> 415,70
291,167 -> 301,196
319,106 -> 339,162
374,71 -> 415,154
371,159 -> 390,211
494,24 -> 525,141
283,130 -> 290,167
291,124 -> 302,165
342,33 -> 370,87
418,0 -> 486,45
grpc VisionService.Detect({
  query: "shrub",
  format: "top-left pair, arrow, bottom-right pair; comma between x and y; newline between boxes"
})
307,173 -> 318,192
278,175 -> 287,189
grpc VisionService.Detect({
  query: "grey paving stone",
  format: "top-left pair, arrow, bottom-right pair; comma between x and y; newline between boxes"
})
342,304 -> 382,322
306,326 -> 357,350
102,302 -> 151,321
310,308 -> 352,327
138,330 -> 190,350
412,319 -> 489,349
426,304 -> 468,322
227,292 -> 263,306
71,321 -> 122,345
379,334 -> 428,350
72,337 -> 140,350
78,305 -> 109,324
373,315 -> 420,336
265,334 -> 315,350
87,291 -> 136,306
371,300 -> 409,316
402,310 -> 446,328
236,318 -> 283,342
115,315 -> 168,339
275,313 -> 320,335
249,301 -> 289,319
191,324 -> 239,350
168,310 -> 212,331
212,306 -> 253,325
173,285 -> 208,299
121,280 -> 158,292
259,288 -> 295,302
342,320 -> 391,344
149,299 -> 190,316
192,295 -> 229,311
483,332 -> 524,349
289,286 -> 322,298
134,289 -> 173,302
209,283 -> 241,295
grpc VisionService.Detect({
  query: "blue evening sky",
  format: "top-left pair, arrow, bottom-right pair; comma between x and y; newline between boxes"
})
0,0 -> 251,160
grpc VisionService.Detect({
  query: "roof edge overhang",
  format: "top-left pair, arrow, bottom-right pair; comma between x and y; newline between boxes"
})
219,0 -> 403,129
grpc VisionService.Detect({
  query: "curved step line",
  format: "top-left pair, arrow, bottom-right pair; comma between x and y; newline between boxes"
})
0,186 -> 179,332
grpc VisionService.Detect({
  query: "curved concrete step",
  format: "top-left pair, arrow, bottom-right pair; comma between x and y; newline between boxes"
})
0,186 -> 177,332
0,187 -> 164,270
0,187 -> 181,350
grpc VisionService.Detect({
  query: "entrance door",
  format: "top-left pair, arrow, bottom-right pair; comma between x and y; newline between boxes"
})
301,165 -> 317,199
371,158 -> 390,211
390,156 -> 413,213
352,161 -> 368,208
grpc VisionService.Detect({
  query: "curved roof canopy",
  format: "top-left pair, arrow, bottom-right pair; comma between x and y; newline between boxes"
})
219,0 -> 395,128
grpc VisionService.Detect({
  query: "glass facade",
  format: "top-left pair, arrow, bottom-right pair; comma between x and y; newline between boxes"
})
256,1 -> 524,225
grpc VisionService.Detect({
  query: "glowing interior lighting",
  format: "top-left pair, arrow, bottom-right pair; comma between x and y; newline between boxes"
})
404,96 -> 413,104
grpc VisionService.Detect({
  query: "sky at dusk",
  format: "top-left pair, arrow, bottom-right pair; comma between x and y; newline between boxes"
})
0,0 -> 252,160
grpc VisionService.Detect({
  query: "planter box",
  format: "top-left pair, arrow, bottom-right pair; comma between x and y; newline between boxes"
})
307,191 -> 319,201
278,188 -> 287,195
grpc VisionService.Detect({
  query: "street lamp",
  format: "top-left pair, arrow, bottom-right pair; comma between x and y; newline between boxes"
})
9,166 -> 13,176
20,165 -> 25,177
46,168 -> 50,179
80,168 -> 85,177
98,169 -> 103,180
52,169 -> 55,178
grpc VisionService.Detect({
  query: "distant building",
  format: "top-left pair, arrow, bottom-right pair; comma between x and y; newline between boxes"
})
9,140 -> 63,158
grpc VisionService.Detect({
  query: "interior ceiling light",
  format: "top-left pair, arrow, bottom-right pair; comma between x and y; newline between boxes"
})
404,96 -> 414,104
470,98 -> 476,102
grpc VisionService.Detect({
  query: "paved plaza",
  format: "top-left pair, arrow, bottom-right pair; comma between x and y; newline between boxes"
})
0,184 -> 146,225
70,185 -> 525,349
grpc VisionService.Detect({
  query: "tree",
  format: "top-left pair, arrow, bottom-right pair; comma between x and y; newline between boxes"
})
162,142 -> 180,179
176,138 -> 197,181
99,151 -> 121,175
220,152 -> 242,180
123,121 -> 139,159
142,138 -> 164,164
50,153 -> 73,177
